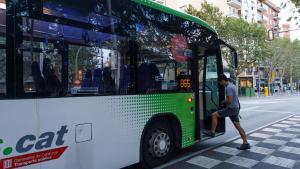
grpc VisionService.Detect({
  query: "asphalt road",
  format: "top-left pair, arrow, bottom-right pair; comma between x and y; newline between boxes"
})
156,94 -> 300,169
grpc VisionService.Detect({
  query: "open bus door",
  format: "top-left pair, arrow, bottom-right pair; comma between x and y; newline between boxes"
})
194,40 -> 238,141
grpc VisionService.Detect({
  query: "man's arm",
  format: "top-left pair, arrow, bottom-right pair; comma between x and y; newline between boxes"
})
224,86 -> 234,106
226,95 -> 233,106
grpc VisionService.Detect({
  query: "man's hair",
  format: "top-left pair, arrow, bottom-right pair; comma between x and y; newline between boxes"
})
218,74 -> 228,82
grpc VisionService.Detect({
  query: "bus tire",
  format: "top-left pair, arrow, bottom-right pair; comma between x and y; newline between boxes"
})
141,119 -> 176,168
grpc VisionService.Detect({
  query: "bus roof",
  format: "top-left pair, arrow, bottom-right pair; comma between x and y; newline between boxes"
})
131,0 -> 217,34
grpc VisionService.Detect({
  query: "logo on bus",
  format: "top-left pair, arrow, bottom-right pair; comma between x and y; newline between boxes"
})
0,126 -> 68,169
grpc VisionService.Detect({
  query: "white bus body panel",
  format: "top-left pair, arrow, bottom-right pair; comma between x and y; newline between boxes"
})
0,97 -> 140,169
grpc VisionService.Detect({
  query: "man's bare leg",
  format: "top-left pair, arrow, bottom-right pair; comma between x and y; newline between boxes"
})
233,122 -> 249,144
211,112 -> 220,133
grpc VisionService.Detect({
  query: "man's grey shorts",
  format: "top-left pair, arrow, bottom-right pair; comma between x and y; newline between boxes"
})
218,107 -> 240,123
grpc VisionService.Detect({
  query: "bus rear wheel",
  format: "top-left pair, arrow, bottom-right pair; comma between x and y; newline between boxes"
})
141,119 -> 176,168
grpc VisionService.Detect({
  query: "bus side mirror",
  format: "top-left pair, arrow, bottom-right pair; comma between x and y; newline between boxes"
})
231,51 -> 238,69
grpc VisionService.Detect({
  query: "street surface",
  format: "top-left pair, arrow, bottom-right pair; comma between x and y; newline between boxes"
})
156,94 -> 300,169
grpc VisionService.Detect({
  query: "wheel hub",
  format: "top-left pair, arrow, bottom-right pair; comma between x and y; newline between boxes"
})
148,130 -> 171,158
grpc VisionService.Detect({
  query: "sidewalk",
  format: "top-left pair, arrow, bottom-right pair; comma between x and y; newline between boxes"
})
165,114 -> 300,169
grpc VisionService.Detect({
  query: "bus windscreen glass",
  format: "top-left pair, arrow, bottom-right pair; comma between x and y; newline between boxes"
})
42,0 -> 117,27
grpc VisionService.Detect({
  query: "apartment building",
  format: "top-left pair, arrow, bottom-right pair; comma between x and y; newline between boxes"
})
257,0 -> 280,32
152,0 -> 203,11
281,24 -> 291,39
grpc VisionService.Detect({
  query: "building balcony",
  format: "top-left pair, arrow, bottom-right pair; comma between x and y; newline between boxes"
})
273,14 -> 280,20
257,15 -> 267,23
257,3 -> 267,12
228,12 -> 240,18
227,0 -> 242,9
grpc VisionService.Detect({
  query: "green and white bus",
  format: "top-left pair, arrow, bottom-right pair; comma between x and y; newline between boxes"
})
0,0 -> 238,168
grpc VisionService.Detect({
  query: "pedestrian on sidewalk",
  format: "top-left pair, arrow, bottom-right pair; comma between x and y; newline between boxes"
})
204,74 -> 250,150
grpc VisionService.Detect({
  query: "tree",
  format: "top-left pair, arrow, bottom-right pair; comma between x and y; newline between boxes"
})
186,2 -> 223,32
187,3 -> 270,83
281,0 -> 300,25
291,0 -> 300,7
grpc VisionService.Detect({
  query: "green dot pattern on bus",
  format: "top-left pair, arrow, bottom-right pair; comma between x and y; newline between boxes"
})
106,93 -> 195,148
3,147 -> 13,155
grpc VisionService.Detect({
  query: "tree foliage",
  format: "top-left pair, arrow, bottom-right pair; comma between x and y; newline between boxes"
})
186,3 -> 270,75
281,0 -> 300,25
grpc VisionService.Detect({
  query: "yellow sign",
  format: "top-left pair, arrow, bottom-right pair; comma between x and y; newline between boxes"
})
269,71 -> 276,83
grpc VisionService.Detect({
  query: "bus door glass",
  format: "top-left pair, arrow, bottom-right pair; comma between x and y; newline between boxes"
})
201,53 -> 225,138
205,55 -> 219,115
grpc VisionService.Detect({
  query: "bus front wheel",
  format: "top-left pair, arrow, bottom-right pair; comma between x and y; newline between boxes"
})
141,119 -> 176,168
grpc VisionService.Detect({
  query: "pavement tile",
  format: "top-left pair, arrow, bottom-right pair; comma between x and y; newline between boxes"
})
293,124 -> 300,127
285,142 -> 300,147
252,162 -> 291,169
249,133 -> 272,139
201,150 -> 232,161
163,115 -> 300,169
237,151 -> 267,161
280,120 -> 298,125
247,135 -> 265,141
288,117 -> 300,122
224,156 -> 258,168
255,142 -> 282,149
165,162 -> 206,169
285,128 -> 300,133
279,146 -> 300,155
263,139 -> 287,145
274,133 -> 297,138
213,146 -> 242,156
270,136 -> 293,141
262,128 -> 282,133
248,146 -> 274,155
233,139 -> 259,146
187,156 -> 222,169
290,138 -> 300,144
212,162 -> 248,169
262,155 -> 296,168
272,123 -> 291,128
292,162 -> 300,169
224,142 -> 241,148
271,150 -> 300,161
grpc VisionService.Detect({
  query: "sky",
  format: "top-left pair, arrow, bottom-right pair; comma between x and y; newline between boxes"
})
273,0 -> 300,41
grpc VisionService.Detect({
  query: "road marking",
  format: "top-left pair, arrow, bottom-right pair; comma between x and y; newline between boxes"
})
155,114 -> 296,169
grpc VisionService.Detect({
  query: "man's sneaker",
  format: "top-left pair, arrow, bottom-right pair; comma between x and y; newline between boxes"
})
203,131 -> 216,137
237,144 -> 251,150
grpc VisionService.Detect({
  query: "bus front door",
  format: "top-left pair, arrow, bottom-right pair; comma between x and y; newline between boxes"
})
198,55 -> 225,140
